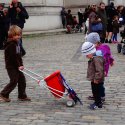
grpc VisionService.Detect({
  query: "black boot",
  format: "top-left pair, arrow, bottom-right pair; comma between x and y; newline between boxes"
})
100,38 -> 105,43
105,39 -> 108,43
109,39 -> 112,43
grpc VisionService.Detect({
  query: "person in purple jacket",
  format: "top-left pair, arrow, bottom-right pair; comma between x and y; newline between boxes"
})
86,32 -> 114,102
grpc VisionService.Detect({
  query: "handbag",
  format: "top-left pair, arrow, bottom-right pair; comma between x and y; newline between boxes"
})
117,43 -> 122,53
122,45 -> 125,55
91,22 -> 103,32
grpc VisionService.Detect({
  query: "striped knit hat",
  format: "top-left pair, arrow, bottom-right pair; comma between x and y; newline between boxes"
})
81,42 -> 96,55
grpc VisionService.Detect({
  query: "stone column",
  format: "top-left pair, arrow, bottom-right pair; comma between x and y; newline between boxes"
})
1,0 -> 64,31
24,0 -> 64,31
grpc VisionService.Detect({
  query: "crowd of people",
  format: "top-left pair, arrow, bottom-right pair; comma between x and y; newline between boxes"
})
86,2 -> 125,43
61,2 -> 125,43
61,8 -> 83,33
0,0 -> 29,56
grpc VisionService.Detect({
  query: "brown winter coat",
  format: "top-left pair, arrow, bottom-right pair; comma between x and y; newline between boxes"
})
4,40 -> 23,69
87,56 -> 104,83
112,20 -> 120,33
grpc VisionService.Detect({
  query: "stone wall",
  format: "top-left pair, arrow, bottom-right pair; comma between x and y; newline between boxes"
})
65,0 -> 102,7
64,0 -> 125,8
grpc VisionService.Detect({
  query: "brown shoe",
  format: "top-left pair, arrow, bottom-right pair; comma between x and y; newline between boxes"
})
18,97 -> 31,101
0,94 -> 11,102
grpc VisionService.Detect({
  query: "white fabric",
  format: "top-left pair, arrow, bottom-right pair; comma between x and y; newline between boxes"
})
85,18 -> 89,29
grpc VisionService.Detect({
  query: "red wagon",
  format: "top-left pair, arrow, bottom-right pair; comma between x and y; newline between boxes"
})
21,68 -> 83,107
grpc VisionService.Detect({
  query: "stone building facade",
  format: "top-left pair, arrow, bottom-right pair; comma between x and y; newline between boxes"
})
1,0 -> 125,31
65,0 -> 125,7
64,0 -> 125,14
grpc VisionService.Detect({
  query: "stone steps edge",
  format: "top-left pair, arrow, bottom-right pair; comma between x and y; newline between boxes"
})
22,29 -> 66,37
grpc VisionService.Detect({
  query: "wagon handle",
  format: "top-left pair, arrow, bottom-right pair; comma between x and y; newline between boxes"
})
20,69 -> 40,83
24,68 -> 44,79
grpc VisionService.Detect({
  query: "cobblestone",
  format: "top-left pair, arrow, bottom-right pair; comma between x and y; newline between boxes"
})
0,33 -> 125,125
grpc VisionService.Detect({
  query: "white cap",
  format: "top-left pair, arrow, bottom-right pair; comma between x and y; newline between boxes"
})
81,42 -> 96,55
119,18 -> 123,22
86,32 -> 100,44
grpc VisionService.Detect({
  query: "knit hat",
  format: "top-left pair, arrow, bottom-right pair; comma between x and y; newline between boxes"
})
86,32 -> 100,44
81,42 -> 96,55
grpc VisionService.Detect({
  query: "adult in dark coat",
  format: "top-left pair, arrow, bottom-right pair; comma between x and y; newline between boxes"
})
61,7 -> 67,28
0,3 -> 5,50
88,4 -> 97,33
66,9 -> 73,26
3,8 -> 10,43
78,9 -> 83,27
66,9 -> 73,33
97,2 -> 107,43
8,0 -> 29,56
105,2 -> 118,43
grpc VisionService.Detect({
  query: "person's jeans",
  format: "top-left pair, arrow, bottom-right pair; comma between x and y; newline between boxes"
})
112,33 -> 117,41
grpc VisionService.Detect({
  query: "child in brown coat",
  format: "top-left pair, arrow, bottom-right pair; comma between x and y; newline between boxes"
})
81,42 -> 105,110
0,25 -> 30,102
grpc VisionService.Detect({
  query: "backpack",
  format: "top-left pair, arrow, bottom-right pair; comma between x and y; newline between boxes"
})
117,43 -> 122,53
122,45 -> 125,55
97,44 -> 114,76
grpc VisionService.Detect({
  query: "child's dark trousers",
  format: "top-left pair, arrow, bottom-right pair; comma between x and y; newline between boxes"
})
91,81 -> 105,98
91,82 -> 102,106
0,69 -> 27,99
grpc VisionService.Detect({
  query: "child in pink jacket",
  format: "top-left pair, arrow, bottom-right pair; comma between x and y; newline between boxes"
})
86,32 -> 114,102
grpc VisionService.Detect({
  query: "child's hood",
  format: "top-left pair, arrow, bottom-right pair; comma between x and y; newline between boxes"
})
93,50 -> 103,57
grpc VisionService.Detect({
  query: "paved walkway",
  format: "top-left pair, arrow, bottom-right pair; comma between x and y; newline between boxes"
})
0,33 -> 125,125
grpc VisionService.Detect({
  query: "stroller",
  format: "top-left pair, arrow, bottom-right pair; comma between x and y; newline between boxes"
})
117,27 -> 125,54
21,68 -> 83,107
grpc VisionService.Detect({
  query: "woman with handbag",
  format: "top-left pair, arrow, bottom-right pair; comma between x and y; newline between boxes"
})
89,6 -> 103,39
97,2 -> 108,43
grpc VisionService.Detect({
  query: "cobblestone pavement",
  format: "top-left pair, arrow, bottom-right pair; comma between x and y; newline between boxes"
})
0,33 -> 125,125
